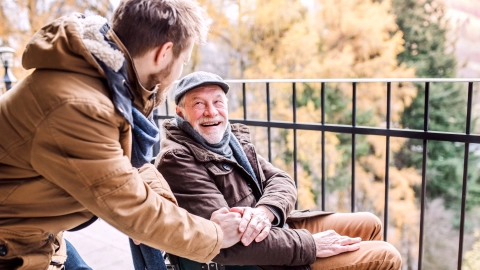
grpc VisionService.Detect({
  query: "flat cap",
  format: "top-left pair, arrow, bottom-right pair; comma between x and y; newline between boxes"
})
174,71 -> 229,104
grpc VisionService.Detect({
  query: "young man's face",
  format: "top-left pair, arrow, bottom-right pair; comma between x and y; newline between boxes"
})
164,43 -> 194,89
178,86 -> 229,144
147,42 -> 194,96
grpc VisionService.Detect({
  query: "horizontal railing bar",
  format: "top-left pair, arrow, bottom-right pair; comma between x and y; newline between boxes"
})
229,120 -> 480,143
221,78 -> 480,83
154,115 -> 480,143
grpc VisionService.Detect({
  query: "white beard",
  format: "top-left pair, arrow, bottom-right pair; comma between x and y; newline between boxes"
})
184,113 -> 228,144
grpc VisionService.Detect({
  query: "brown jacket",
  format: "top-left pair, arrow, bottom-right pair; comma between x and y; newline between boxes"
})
156,119 -> 329,267
0,14 -> 222,269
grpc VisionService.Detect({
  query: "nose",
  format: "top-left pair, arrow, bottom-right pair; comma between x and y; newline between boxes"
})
204,103 -> 218,117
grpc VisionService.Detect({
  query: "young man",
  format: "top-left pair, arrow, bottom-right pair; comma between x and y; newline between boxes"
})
155,71 -> 403,270
0,1 -> 242,269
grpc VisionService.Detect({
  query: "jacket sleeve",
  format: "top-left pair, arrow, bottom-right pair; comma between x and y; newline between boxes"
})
157,149 -> 316,266
30,102 -> 222,263
254,153 -> 297,228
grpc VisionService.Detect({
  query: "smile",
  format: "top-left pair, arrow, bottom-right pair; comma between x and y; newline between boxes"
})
201,122 -> 221,127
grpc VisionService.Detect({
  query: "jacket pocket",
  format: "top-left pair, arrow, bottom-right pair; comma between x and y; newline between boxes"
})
205,162 -> 255,207
286,209 -> 333,221
0,228 -> 52,259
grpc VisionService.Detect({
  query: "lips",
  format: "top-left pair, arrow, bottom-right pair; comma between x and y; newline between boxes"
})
201,121 -> 221,127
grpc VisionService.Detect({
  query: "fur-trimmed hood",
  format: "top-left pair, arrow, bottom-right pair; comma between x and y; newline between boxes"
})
22,13 -> 124,78
21,13 -> 161,116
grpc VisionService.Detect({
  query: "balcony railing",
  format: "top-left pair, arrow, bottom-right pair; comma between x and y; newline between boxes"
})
153,78 -> 480,270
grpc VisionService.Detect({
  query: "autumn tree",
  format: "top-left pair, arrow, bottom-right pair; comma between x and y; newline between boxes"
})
0,0 -> 112,93
392,0 -> 480,212
196,0 -> 421,265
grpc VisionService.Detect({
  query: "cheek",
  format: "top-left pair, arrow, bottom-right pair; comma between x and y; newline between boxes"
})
219,110 -> 228,120
173,63 -> 184,80
187,111 -> 203,125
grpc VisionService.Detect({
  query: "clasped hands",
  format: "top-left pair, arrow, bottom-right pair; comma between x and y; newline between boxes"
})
211,207 -> 362,258
210,206 -> 273,248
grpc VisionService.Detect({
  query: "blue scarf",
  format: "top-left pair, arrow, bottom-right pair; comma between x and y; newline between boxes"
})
131,108 -> 159,168
95,23 -> 163,270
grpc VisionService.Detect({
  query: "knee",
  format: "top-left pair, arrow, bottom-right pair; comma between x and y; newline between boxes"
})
354,212 -> 383,241
360,241 -> 402,270
358,212 -> 382,229
381,242 -> 402,269
360,212 -> 382,226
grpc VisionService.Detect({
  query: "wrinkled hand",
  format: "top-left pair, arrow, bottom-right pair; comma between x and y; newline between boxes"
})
230,206 -> 273,246
312,230 -> 361,258
210,207 -> 243,249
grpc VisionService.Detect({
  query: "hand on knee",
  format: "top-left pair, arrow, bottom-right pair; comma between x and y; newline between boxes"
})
312,230 -> 361,258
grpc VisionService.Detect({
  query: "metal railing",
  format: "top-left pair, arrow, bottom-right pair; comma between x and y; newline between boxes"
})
153,78 -> 480,270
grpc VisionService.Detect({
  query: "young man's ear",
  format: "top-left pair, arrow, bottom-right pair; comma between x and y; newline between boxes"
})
154,42 -> 174,69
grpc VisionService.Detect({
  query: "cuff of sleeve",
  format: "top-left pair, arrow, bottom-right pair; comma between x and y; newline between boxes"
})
263,205 -> 282,227
294,229 -> 317,265
204,221 -> 224,262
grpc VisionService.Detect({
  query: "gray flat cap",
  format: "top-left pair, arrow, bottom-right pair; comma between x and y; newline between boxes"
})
174,71 -> 229,104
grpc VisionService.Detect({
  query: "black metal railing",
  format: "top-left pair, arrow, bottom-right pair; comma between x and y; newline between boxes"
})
154,78 -> 480,270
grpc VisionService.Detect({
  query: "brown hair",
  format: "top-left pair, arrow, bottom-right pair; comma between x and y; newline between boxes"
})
111,0 -> 209,58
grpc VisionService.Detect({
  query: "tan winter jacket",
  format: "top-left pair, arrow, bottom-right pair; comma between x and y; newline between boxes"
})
0,14 -> 222,270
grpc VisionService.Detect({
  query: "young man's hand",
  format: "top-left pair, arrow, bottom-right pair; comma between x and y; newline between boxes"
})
210,207 -> 243,249
230,206 -> 274,246
312,230 -> 361,257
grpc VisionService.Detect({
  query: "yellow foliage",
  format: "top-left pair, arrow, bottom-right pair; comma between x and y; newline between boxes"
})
297,168 -> 317,209
464,229 -> 480,270
0,0 -> 111,93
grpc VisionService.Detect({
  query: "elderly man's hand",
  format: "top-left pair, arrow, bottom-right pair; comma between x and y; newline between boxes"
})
230,206 -> 273,246
313,230 -> 361,257
210,207 -> 243,249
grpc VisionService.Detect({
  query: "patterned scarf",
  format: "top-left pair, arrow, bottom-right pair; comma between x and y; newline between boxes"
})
131,108 -> 159,168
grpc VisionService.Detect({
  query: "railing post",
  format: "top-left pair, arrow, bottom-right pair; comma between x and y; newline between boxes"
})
418,81 -> 430,270
457,82 -> 473,270
242,83 -> 247,120
266,82 -> 272,162
351,82 -> 356,213
384,82 -> 391,241
293,82 -> 298,209
321,82 -> 326,211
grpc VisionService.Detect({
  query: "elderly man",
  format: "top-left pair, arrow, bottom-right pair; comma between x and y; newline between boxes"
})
154,71 -> 402,270
0,2 -> 242,269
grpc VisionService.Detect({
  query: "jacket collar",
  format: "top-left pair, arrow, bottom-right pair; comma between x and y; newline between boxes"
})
106,29 -> 159,116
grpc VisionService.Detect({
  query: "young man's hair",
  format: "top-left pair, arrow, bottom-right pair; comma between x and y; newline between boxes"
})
112,0 -> 209,58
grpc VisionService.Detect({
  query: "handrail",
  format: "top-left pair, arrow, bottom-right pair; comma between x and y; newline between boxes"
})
221,78 -> 480,83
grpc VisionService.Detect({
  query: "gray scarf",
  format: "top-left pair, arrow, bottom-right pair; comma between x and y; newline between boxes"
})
174,115 -> 259,188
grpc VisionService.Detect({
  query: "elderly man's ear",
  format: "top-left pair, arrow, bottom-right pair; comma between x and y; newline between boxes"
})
176,106 -> 184,117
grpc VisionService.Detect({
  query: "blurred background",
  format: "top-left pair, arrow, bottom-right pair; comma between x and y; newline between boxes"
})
1,0 -> 479,269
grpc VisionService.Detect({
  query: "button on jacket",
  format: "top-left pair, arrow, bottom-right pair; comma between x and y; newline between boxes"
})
0,14 -> 222,269
156,119 -> 332,269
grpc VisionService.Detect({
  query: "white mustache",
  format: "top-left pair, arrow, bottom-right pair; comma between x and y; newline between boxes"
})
198,117 -> 225,124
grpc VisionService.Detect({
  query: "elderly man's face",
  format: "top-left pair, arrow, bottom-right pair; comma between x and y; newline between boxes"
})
177,85 -> 228,144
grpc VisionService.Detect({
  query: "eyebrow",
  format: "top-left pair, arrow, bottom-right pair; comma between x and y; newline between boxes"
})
190,93 -> 224,101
